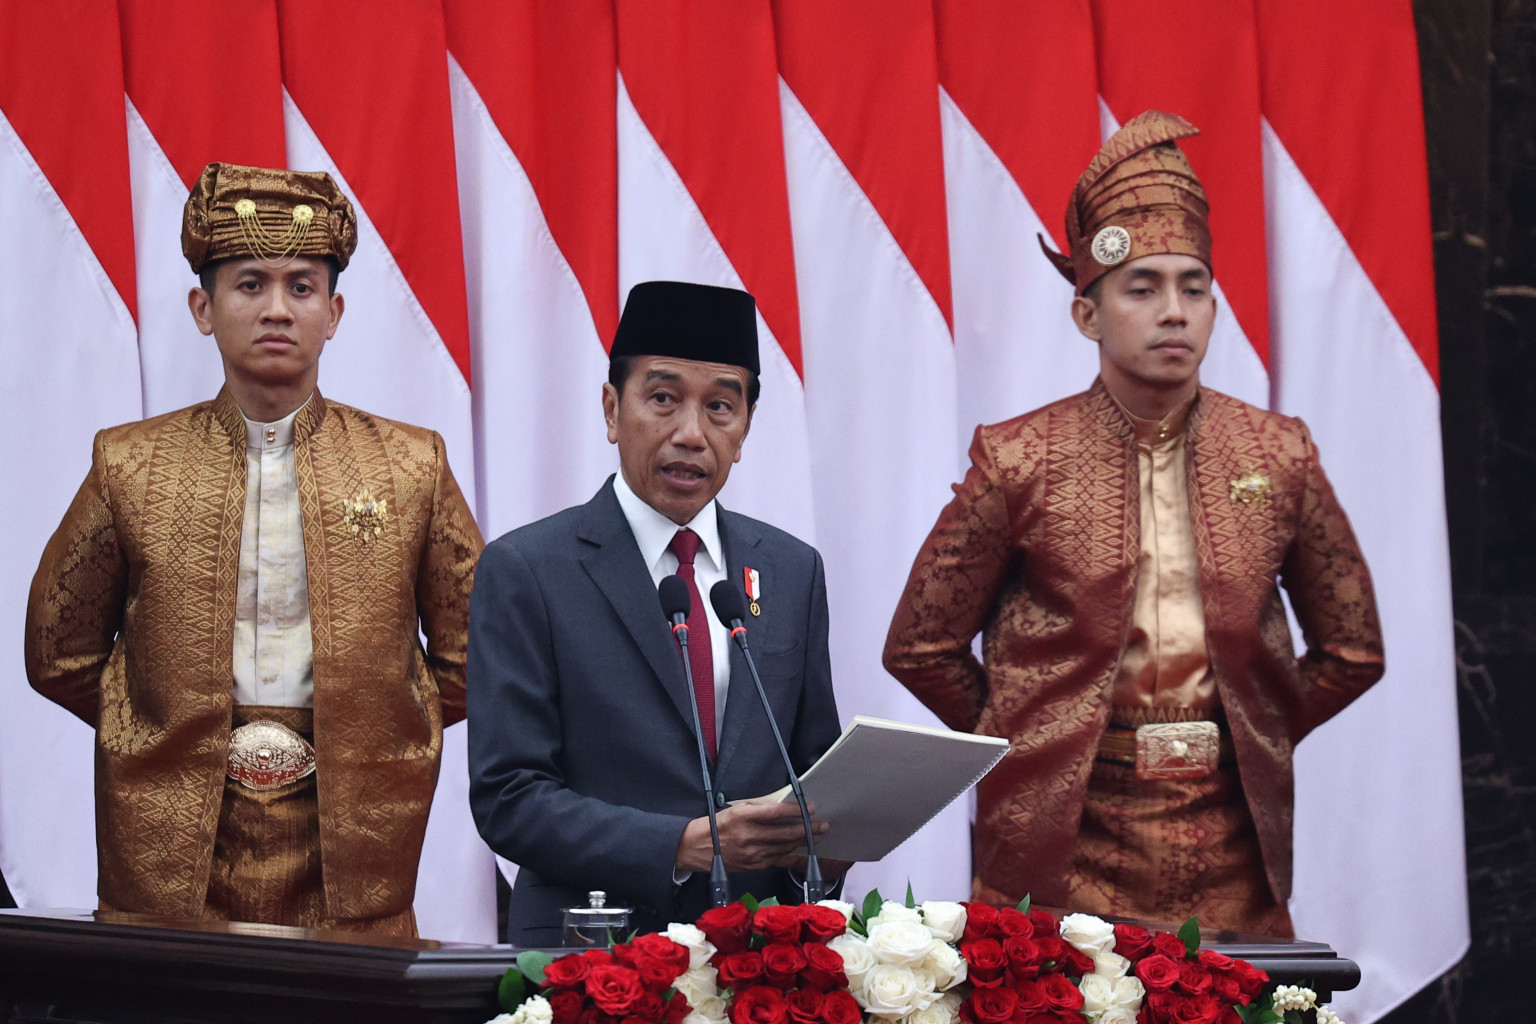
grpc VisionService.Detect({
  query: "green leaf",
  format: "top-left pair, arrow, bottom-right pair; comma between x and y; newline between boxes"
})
741,893 -> 761,913
758,897 -> 781,907
905,881 -> 916,909
516,950 -> 554,987
1177,916 -> 1201,957
497,968 -> 527,1012
1016,894 -> 1031,914
862,889 -> 885,923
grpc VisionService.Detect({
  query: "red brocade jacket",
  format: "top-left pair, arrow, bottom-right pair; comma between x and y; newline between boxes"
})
883,380 -> 1384,906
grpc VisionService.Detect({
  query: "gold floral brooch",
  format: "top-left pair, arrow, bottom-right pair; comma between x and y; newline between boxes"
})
1229,470 -> 1271,505
343,487 -> 388,543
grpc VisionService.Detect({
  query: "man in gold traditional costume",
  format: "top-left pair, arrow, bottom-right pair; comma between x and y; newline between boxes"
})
883,112 -> 1384,936
24,164 -> 482,936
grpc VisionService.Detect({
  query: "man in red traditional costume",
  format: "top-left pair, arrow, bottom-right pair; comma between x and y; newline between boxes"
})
882,111 -> 1384,936
25,164 -> 481,936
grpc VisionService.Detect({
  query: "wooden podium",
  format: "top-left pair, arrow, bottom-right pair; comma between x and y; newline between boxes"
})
0,908 -> 1359,1024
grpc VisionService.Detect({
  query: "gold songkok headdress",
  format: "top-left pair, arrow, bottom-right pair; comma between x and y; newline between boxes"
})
1039,110 -> 1212,295
181,163 -> 358,274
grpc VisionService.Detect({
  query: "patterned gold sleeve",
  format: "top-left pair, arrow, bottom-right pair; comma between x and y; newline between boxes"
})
1280,422 -> 1385,733
883,426 -> 1015,733
415,433 -> 483,728
24,433 -> 126,728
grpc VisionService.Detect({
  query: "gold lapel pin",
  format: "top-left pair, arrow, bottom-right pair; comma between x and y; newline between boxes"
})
343,487 -> 389,543
1229,470 -> 1271,505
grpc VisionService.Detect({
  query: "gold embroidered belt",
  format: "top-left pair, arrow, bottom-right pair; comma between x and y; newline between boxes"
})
227,719 -> 317,791
1097,721 -> 1234,780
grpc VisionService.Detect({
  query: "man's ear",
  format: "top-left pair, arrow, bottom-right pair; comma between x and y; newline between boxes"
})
602,381 -> 620,445
1071,294 -> 1101,342
188,287 -> 216,337
326,292 -> 345,340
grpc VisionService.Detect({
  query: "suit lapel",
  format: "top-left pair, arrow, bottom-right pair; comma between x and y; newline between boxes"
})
715,506 -> 764,777
577,480 -> 697,733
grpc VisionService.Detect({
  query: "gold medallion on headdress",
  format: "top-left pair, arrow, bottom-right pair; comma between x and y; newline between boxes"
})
182,163 -> 358,274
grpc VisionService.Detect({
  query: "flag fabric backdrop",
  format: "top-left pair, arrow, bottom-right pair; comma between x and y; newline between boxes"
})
0,2 -> 1463,1018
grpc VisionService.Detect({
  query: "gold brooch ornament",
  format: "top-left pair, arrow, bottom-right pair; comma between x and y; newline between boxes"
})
234,199 -> 316,267
1091,225 -> 1132,266
343,487 -> 389,543
1229,470 -> 1271,504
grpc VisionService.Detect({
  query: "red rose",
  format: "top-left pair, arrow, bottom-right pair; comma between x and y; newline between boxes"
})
730,985 -> 789,1024
549,990 -> 585,1024
586,965 -> 648,1016
755,905 -> 808,944
994,907 -> 1033,938
717,951 -> 766,990
819,991 -> 861,1024
1135,954 -> 1181,993
960,986 -> 1018,1024
587,951 -> 617,968
1176,960 -> 1213,997
961,903 -> 999,942
1062,945 -> 1095,978
699,904 -> 756,956
634,955 -> 684,994
761,942 -> 808,988
785,988 -> 824,1024
1197,950 -> 1234,973
1146,990 -> 1178,1020
665,994 -> 693,1024
802,904 -> 848,943
1230,961 -> 1268,1002
1150,934 -> 1189,962
1027,909 -> 1059,936
576,1007 -> 607,1024
962,938 -> 1007,986
1001,935 -> 1042,978
800,942 -> 847,992
629,933 -> 693,975
544,954 -> 593,989
1112,924 -> 1154,962
1170,993 -> 1225,1024
633,992 -> 665,1020
1211,974 -> 1242,1005
1038,973 -> 1085,1012
1013,978 -> 1047,1014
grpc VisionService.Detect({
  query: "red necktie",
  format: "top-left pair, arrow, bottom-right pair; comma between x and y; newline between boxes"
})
668,529 -> 716,759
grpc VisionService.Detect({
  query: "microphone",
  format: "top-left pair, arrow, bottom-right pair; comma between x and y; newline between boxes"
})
657,574 -> 730,907
708,580 -> 827,903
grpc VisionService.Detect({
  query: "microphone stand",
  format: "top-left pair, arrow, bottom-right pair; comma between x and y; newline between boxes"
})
710,582 -> 826,903
661,577 -> 731,907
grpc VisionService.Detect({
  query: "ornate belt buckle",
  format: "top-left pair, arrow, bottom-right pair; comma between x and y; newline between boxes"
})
1134,721 -> 1220,781
227,720 -> 316,791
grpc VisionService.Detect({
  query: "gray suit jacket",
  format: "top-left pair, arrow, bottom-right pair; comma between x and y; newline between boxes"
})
468,478 -> 840,945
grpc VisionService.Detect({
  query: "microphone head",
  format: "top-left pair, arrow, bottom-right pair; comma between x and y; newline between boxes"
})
709,579 -> 748,626
658,575 -> 692,622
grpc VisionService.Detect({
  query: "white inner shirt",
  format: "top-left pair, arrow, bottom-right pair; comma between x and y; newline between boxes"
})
612,472 -> 732,735
231,397 -> 315,708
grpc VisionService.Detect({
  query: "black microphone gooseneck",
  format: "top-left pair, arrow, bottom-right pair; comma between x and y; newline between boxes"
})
708,580 -> 826,903
658,574 -> 731,907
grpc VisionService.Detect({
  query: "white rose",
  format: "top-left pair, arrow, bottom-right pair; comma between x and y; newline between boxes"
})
898,999 -> 955,1024
671,966 -> 720,1006
920,941 -> 967,991
859,964 -> 930,1021
664,923 -> 719,969
1109,976 -> 1144,1009
829,933 -> 878,988
918,901 -> 967,943
867,902 -> 923,929
684,993 -> 729,1024
1098,1008 -> 1137,1024
868,920 -> 938,966
816,899 -> 857,922
1060,913 -> 1116,957
1079,975 -> 1116,1016
1092,951 -> 1130,979
503,995 -> 554,1024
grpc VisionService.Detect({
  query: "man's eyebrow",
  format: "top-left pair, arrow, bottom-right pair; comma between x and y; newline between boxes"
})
713,376 -> 744,397
641,369 -> 682,385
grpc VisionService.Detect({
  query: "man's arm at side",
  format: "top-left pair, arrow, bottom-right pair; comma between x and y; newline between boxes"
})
466,538 -> 693,911
416,433 -> 483,728
25,433 -> 126,727
882,427 -> 1014,733
1279,422 -> 1386,737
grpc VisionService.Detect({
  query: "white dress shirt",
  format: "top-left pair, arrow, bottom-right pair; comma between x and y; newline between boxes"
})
612,471 -> 731,735
231,398 -> 315,708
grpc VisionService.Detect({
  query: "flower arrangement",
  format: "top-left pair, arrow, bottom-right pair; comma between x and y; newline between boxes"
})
489,892 -> 1348,1024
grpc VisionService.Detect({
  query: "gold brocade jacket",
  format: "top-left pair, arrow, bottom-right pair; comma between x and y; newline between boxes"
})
24,389 -> 482,922
883,380 -> 1383,906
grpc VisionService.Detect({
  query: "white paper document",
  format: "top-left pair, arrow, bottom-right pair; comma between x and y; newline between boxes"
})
763,715 -> 1009,862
